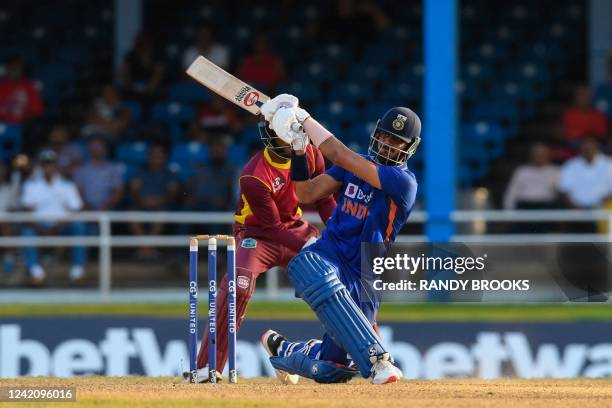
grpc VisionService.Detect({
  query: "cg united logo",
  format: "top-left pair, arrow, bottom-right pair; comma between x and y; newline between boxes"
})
243,91 -> 259,106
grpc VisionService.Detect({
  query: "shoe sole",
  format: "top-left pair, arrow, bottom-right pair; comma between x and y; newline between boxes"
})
260,330 -> 299,385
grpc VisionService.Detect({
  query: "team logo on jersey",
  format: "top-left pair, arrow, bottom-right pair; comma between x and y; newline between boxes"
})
392,114 -> 407,131
272,176 -> 285,192
345,183 -> 358,198
344,183 -> 373,203
341,183 -> 373,220
237,276 -> 250,289
241,238 -> 257,248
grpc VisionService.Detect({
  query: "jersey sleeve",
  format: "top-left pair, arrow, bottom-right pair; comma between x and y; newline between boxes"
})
326,165 -> 346,182
376,165 -> 418,211
20,181 -> 36,209
240,176 -> 307,252
557,162 -> 573,193
64,182 -> 83,211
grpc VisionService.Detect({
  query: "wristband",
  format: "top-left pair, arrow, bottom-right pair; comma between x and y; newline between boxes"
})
290,151 -> 310,181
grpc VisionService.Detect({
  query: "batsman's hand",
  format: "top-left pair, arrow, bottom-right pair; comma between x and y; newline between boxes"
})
270,107 -> 300,140
260,94 -> 299,121
291,131 -> 309,152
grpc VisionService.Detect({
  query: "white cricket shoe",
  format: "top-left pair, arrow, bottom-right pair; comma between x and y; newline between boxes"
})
261,329 -> 300,385
371,359 -> 403,384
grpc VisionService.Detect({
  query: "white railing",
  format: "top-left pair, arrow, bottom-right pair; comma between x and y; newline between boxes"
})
1,209 -> 612,299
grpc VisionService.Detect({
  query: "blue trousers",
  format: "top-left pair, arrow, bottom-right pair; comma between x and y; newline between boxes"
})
292,243 -> 379,366
22,222 -> 87,270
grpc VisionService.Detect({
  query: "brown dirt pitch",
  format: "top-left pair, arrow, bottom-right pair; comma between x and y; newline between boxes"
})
1,377 -> 611,408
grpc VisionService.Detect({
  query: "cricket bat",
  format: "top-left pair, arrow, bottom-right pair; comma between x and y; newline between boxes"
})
186,56 -> 269,115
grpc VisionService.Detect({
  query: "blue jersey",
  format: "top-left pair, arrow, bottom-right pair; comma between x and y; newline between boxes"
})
312,156 -> 417,275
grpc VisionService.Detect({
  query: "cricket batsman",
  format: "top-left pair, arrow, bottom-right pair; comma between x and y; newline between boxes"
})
258,96 -> 420,384
188,101 -> 337,382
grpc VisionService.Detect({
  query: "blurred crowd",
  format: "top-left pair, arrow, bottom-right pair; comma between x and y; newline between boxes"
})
0,0 -> 396,284
503,54 -> 612,232
0,0 -> 610,284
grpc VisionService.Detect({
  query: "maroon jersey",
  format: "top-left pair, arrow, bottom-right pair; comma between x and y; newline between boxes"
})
233,146 -> 336,252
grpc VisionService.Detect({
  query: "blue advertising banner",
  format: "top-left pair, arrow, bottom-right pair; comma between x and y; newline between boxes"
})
1,318 -> 611,379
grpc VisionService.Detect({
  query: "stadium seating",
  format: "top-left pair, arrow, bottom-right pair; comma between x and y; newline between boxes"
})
0,123 -> 22,161
0,0 -> 592,190
595,84 -> 612,119
170,142 -> 208,166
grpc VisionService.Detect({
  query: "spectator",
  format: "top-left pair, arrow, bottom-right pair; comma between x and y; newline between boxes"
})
73,138 -> 124,210
562,85 -> 608,142
0,56 -> 44,123
184,139 -> 235,211
182,26 -> 230,70
47,125 -> 82,179
0,155 -> 28,212
0,161 -> 19,273
559,138 -> 612,213
20,150 -> 86,285
1,154 -> 32,274
192,94 -> 243,140
320,0 -> 389,48
118,32 -> 165,103
503,143 -> 560,210
129,144 -> 179,259
81,84 -> 132,143
238,33 -> 285,91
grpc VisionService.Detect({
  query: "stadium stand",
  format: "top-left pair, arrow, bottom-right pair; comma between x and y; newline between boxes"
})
0,0 -> 597,208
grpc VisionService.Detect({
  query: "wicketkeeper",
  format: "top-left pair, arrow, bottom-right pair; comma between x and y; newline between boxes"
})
189,95 -> 336,382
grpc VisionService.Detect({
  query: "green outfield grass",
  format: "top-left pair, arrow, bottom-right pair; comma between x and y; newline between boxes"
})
1,302 -> 611,321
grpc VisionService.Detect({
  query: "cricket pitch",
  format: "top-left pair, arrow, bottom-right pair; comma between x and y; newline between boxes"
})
1,377 -> 611,407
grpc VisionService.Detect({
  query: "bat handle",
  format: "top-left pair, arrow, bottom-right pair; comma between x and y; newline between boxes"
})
291,123 -> 303,133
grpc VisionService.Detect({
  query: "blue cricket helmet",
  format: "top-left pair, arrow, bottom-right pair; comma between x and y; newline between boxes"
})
368,107 -> 421,166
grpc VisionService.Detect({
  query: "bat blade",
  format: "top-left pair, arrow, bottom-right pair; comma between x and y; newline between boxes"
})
186,56 -> 269,115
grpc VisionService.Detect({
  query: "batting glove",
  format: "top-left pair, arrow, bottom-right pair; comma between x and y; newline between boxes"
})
260,94 -> 299,122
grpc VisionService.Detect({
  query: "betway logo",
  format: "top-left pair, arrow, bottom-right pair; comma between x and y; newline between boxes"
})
345,183 -> 373,203
0,325 -> 273,378
1,324 -> 611,378
378,327 -> 612,379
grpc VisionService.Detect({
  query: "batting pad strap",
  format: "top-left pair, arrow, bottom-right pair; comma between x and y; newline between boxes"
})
290,151 -> 310,181
269,353 -> 358,383
288,251 -> 387,378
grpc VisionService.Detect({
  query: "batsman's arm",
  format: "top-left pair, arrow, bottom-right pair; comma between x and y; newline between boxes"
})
295,173 -> 341,205
303,118 -> 382,190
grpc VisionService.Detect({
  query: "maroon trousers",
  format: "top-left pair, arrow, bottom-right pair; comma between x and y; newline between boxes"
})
196,222 -> 317,372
